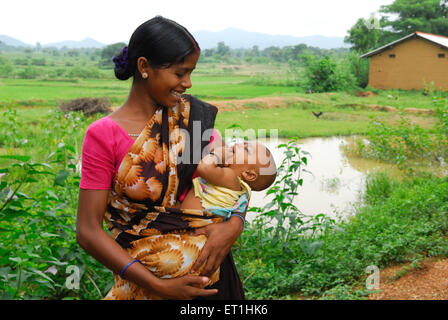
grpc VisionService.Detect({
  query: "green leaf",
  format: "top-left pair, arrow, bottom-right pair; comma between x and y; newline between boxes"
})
46,190 -> 59,200
44,257 -> 68,266
26,267 -> 55,283
9,257 -> 27,264
0,155 -> 31,161
41,232 -> 60,238
54,170 -> 69,186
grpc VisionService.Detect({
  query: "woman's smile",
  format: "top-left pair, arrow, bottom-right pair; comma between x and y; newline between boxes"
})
147,51 -> 199,107
170,90 -> 185,102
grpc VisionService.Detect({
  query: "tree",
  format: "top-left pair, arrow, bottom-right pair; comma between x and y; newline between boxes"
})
345,16 -> 383,53
346,0 -> 448,53
380,0 -> 448,37
250,45 -> 259,57
202,48 -> 215,57
99,42 -> 127,68
216,42 -> 230,56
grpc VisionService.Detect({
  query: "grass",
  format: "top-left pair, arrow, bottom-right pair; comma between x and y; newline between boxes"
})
214,103 -> 437,138
0,79 -> 131,106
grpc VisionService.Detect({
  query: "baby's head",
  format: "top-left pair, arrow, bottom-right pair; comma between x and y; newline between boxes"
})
225,141 -> 277,191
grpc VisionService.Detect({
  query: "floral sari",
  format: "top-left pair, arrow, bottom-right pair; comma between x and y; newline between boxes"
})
103,95 -> 246,300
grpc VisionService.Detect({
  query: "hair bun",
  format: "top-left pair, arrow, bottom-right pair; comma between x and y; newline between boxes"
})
113,46 -> 132,80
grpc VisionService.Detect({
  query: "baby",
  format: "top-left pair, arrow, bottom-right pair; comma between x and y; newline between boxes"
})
180,140 -> 277,217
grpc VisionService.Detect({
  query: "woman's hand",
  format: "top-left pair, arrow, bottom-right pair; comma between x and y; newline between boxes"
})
153,275 -> 218,300
190,216 -> 244,277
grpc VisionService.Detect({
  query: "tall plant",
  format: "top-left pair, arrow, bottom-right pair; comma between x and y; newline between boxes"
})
248,139 -> 317,244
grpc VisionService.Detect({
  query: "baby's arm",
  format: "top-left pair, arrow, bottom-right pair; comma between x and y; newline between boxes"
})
197,154 -> 240,191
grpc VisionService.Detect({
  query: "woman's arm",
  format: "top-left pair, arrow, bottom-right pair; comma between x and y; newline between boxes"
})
76,189 -> 218,299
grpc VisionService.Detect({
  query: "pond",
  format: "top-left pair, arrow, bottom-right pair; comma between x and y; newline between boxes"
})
245,135 -> 441,222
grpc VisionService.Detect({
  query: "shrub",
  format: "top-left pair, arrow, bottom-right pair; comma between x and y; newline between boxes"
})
0,57 -> 13,77
18,66 -> 40,79
59,97 -> 111,116
344,51 -> 370,88
14,58 -> 28,66
66,67 -> 102,79
300,55 -> 357,92
31,58 -> 46,66
354,96 -> 448,171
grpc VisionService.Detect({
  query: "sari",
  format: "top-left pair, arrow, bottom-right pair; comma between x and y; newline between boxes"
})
102,95 -> 246,300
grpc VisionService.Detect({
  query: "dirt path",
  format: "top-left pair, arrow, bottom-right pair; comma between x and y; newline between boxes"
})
368,257 -> 448,300
111,95 -> 436,115
206,96 -> 315,112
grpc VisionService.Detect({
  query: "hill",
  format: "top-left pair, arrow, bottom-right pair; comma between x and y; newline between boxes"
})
192,28 -> 348,49
43,37 -> 104,49
0,34 -> 32,47
0,35 -> 104,49
1,29 -> 348,50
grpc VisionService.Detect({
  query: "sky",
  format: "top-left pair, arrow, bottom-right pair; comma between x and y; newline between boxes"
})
0,0 -> 395,45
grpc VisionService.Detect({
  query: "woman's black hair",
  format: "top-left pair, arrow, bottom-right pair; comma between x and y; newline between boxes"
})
114,16 -> 200,80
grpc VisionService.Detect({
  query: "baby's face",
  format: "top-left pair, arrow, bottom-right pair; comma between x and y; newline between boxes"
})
226,141 -> 270,169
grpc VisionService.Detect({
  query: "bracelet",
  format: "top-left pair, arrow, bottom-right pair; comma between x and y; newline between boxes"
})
120,259 -> 141,280
230,213 -> 246,229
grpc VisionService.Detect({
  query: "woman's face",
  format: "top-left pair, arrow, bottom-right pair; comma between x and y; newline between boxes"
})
145,52 -> 200,107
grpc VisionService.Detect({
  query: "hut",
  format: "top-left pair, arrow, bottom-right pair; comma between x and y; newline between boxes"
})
360,32 -> 448,91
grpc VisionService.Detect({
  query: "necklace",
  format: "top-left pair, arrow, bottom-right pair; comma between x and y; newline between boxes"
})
128,133 -> 140,137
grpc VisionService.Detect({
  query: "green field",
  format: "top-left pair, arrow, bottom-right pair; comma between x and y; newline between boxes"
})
0,64 -> 441,141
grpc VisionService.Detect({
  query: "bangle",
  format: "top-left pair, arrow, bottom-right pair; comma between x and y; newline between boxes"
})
120,259 -> 141,280
230,213 -> 245,229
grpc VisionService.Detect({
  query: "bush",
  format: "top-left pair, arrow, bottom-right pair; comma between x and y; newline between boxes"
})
31,58 -> 46,66
0,56 -> 13,77
66,67 -> 102,79
14,58 -> 28,66
18,66 -> 40,79
344,51 -> 370,88
59,97 -> 111,116
354,95 -> 448,171
300,55 -> 357,92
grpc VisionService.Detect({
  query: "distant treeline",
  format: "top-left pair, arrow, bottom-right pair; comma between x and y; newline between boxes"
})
0,39 -> 369,92
0,39 -> 348,66
198,41 -> 349,64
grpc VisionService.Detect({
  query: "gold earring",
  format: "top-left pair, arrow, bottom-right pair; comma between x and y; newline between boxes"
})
142,72 -> 148,79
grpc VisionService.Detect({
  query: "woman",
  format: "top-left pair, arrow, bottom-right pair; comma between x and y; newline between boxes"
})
76,16 -> 246,300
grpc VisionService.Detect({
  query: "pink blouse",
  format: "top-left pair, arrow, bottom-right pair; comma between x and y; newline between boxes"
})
79,115 -> 220,201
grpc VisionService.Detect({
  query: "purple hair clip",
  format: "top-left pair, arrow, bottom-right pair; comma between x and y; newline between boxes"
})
113,46 -> 129,69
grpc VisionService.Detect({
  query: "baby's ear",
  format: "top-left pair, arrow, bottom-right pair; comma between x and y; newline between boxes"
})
241,169 -> 258,182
